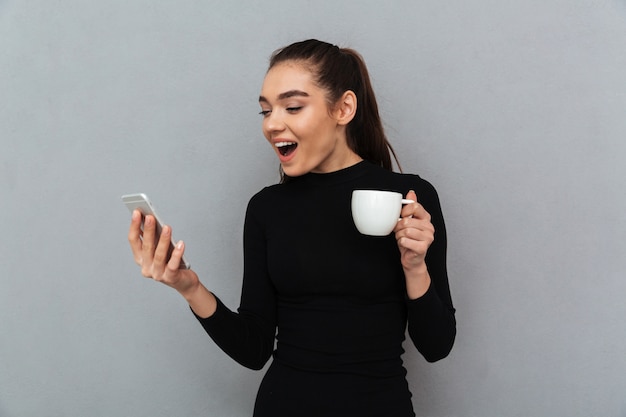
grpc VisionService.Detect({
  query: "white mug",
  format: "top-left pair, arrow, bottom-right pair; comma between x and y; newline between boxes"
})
351,190 -> 414,236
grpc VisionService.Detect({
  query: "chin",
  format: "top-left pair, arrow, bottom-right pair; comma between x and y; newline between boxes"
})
281,164 -> 309,178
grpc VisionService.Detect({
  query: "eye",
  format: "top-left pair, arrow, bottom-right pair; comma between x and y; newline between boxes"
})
286,106 -> 302,113
259,109 -> 271,117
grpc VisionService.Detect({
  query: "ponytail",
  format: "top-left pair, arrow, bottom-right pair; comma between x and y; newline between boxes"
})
340,49 -> 400,172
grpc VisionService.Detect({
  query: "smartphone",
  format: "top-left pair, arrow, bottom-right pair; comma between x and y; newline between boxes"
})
121,193 -> 190,269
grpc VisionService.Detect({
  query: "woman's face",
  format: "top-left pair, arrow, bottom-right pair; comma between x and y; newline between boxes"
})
259,62 -> 359,177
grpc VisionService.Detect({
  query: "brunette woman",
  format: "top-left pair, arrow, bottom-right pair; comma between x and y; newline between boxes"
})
128,39 -> 456,417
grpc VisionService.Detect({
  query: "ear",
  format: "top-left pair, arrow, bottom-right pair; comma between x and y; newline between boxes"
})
333,90 -> 357,126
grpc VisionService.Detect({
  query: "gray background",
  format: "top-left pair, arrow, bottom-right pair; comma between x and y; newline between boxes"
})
1,1 -> 625,416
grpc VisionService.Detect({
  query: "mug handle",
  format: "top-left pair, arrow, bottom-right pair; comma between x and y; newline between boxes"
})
400,199 -> 415,219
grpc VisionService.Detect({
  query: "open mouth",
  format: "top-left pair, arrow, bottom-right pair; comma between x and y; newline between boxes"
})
276,141 -> 298,157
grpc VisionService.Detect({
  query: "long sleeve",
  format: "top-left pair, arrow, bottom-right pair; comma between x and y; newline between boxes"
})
194,193 -> 277,370
406,179 -> 456,362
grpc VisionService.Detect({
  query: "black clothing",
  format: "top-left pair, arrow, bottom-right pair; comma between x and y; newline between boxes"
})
196,161 -> 456,416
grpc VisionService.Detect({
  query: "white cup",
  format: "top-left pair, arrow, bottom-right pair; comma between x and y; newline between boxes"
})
351,190 -> 414,236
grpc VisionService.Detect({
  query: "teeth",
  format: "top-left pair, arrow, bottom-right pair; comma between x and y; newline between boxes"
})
275,141 -> 296,148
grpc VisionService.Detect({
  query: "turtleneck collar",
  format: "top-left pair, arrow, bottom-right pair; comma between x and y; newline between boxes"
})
286,160 -> 376,186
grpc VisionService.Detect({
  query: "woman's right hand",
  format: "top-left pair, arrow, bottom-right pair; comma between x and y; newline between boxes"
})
127,209 -> 217,318
127,209 -> 199,296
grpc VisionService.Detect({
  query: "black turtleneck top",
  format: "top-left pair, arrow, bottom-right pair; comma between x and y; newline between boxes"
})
195,161 -> 456,417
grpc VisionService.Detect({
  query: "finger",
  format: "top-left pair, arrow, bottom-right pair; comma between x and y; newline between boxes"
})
394,215 -> 435,235
406,189 -> 417,203
413,204 -> 431,222
165,240 -> 185,272
400,190 -> 418,218
153,224 -> 173,270
397,235 -> 431,258
128,209 -> 144,265
401,199 -> 431,222
395,223 -> 434,243
140,215 -> 157,275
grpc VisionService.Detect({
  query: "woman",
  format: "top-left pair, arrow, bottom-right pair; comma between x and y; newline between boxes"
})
128,39 -> 456,416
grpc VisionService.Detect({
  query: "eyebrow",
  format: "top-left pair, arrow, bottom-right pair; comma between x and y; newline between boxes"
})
259,90 -> 310,103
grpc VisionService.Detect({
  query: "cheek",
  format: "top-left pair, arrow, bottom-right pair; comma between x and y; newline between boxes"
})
293,117 -> 325,142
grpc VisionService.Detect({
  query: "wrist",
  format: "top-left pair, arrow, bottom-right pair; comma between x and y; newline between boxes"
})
405,261 -> 428,276
405,264 -> 431,300
179,280 -> 217,319
177,278 -> 203,302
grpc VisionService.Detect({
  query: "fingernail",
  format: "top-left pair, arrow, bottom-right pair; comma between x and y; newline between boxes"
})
176,241 -> 184,250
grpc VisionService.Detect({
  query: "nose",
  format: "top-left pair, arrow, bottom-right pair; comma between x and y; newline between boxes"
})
263,110 -> 285,135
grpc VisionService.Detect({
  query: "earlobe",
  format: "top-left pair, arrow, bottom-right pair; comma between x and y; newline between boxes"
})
336,90 -> 357,126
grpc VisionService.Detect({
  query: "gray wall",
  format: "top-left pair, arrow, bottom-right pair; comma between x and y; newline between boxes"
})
2,1 -> 625,416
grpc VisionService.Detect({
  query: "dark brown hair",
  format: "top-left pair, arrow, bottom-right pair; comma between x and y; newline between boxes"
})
268,39 -> 401,181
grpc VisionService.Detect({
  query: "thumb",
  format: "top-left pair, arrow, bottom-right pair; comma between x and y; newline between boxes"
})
400,190 -> 418,218
167,240 -> 186,271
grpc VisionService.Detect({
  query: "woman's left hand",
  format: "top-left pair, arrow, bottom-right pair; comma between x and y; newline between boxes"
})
393,190 -> 434,297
